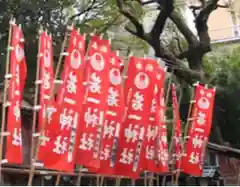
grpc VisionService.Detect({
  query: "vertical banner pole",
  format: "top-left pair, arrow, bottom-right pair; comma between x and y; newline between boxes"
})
100,175 -> 104,186
27,30 -> 69,186
152,69 -> 173,186
55,25 -> 76,186
144,172 -> 147,186
175,82 -> 198,184
115,177 -> 121,186
29,27 -> 42,167
0,17 -> 14,184
169,83 -> 183,185
75,165 -> 83,185
174,84 -> 183,185
55,175 -> 61,186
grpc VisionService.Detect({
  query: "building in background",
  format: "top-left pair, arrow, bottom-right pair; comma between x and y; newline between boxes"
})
187,0 -> 240,44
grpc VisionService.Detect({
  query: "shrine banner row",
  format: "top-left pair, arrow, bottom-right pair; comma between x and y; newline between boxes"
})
3,21 -> 216,179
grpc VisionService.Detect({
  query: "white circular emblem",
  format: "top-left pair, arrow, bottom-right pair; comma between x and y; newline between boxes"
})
197,97 -> 210,110
90,52 -> 104,71
44,50 -> 50,67
109,68 -> 121,86
15,44 -> 24,62
134,72 -> 149,90
70,49 -> 81,69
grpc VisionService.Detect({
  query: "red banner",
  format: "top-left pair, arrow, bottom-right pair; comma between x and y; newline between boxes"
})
38,31 -> 55,132
89,52 -> 125,175
39,29 -> 86,172
6,24 -> 27,164
155,71 -> 169,173
75,35 -> 111,169
171,83 -> 183,170
143,65 -> 166,172
115,56 -> 158,179
181,84 -> 216,176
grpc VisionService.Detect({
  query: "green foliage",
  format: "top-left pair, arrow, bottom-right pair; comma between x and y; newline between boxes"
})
0,0 -> 150,90
204,46 -> 240,147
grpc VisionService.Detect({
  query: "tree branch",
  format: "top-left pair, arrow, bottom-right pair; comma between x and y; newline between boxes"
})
217,3 -> 229,8
170,10 -> 198,45
196,0 -> 220,42
134,0 -> 159,6
68,0 -> 104,22
150,0 -> 173,40
176,0 -> 221,60
116,0 -> 146,39
155,45 -> 205,84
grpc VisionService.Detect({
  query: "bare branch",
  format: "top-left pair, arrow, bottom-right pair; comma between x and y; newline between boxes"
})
68,0 -> 102,22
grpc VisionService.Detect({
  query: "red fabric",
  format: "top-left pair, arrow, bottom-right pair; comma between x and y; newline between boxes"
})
171,83 -> 183,170
6,24 -> 27,164
181,84 -> 216,176
89,52 -> 125,175
39,29 -> 86,172
37,31 -> 57,164
155,71 -> 169,173
75,36 -> 111,170
143,65 -> 166,173
114,57 -> 158,179
38,31 -> 55,132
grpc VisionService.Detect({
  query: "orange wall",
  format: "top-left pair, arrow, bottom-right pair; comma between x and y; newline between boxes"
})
208,8 -> 234,41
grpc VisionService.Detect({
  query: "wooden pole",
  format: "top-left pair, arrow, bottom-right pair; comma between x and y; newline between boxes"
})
29,27 -> 43,167
149,172 -> 154,186
55,174 -> 61,186
144,172 -> 147,186
0,17 -> 14,184
169,83 -> 183,185
100,176 -> 104,186
131,179 -> 135,186
75,165 -> 83,185
115,177 -> 121,186
96,175 -> 101,186
161,176 -> 166,186
149,70 -> 173,186
156,173 -> 160,186
174,82 -> 198,184
27,29 -> 69,186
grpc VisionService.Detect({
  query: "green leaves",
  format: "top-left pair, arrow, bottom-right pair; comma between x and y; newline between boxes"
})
204,46 -> 240,147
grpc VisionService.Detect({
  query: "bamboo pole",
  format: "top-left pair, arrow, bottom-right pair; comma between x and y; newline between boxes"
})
74,31 -> 98,184
144,172 -> 147,186
169,83 -> 183,185
174,82 -> 199,184
96,175 -> 101,186
161,176 -> 166,186
0,164 -> 170,180
165,71 -> 173,107
115,177 -> 121,186
75,165 -> 83,186
149,172 -> 154,186
156,173 -> 160,186
131,179 -> 135,186
0,17 -> 14,184
55,174 -> 61,185
150,69 -> 173,186
27,29 -> 69,186
55,27 -> 82,186
29,27 -> 43,166
100,175 -> 105,186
